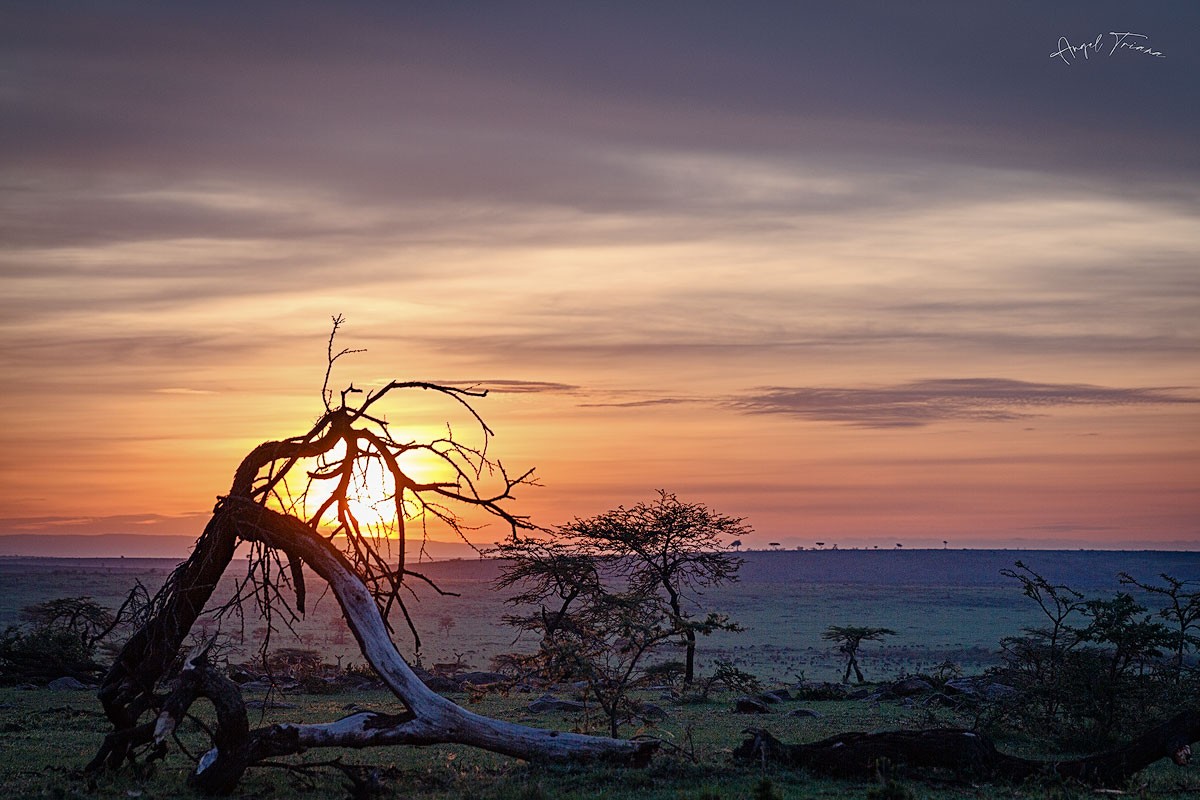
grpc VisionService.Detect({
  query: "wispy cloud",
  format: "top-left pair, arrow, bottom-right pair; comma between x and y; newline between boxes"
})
729,378 -> 1199,428
153,387 -> 218,395
445,380 -> 579,394
0,512 -> 210,534
578,397 -> 699,409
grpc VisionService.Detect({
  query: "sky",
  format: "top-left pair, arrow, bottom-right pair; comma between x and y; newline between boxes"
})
1,1 -> 1198,555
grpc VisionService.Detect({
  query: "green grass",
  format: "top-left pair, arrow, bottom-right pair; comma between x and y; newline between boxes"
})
3,686 -> 1199,800
3,552 -> 1199,797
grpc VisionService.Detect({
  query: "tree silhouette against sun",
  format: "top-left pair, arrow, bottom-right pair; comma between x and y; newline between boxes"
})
87,317 -> 653,794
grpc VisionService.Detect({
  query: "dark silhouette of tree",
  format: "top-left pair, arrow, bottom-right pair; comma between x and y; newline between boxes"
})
997,562 -> 1181,744
563,490 -> 751,684
1,592 -> 147,684
504,582 -> 681,737
494,533 -> 737,735
997,560 -> 1086,726
1119,572 -> 1200,683
86,317 -> 653,794
492,537 -> 601,640
821,625 -> 896,684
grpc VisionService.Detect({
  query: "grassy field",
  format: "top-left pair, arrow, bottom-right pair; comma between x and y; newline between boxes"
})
4,550 -> 1196,684
2,550 -> 1198,798
3,682 -> 1200,800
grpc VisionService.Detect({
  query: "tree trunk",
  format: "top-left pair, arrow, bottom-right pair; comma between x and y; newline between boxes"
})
88,510 -> 240,771
140,500 -> 655,793
153,643 -> 250,794
88,425 -> 346,772
735,710 -> 1200,788
683,626 -> 696,685
664,586 -> 696,685
87,384 -> 658,794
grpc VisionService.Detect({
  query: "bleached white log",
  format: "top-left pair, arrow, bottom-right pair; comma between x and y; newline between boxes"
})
233,501 -> 654,765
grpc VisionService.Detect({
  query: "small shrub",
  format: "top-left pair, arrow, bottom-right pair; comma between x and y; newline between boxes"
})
751,777 -> 782,800
686,660 -> 762,702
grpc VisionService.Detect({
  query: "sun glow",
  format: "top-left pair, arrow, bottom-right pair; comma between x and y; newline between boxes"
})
281,436 -> 461,537
343,457 -> 402,528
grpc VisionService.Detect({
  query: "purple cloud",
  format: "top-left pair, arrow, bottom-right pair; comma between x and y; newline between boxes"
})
729,378 -> 1198,428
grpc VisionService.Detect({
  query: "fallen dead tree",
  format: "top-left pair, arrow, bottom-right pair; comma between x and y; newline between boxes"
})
86,318 -> 656,794
734,711 -> 1198,788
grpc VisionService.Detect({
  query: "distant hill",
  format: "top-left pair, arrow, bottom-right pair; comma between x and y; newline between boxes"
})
0,533 -> 483,561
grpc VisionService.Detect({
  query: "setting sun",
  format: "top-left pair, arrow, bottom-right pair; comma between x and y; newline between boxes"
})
342,457 -> 400,529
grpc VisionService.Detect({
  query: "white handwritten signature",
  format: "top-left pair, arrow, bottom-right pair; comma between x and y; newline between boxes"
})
1050,32 -> 1165,64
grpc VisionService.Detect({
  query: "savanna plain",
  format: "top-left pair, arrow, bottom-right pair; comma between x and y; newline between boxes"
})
1,549 -> 1198,800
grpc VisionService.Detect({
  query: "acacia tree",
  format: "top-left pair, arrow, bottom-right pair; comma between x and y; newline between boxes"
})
821,625 -> 896,684
86,318 -> 654,794
492,537 -> 602,640
500,577 -> 681,737
564,490 -> 750,684
1119,572 -> 1200,683
494,535 -> 735,735
1,590 -> 150,685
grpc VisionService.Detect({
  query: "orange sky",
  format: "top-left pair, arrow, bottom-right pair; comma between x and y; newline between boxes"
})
1,4 -> 1197,552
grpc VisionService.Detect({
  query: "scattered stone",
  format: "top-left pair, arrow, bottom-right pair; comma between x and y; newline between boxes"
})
787,708 -> 824,718
887,677 -> 935,697
944,677 -> 1015,701
734,697 -> 771,714
528,694 -> 587,713
417,672 -> 461,693
983,683 -> 1016,701
757,692 -> 783,704
845,688 -> 872,701
47,676 -> 90,691
942,677 -> 978,695
228,668 -> 257,684
458,671 -> 508,686
637,703 -> 668,721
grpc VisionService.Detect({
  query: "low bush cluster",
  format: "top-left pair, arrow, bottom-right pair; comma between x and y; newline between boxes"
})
987,563 -> 1198,746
